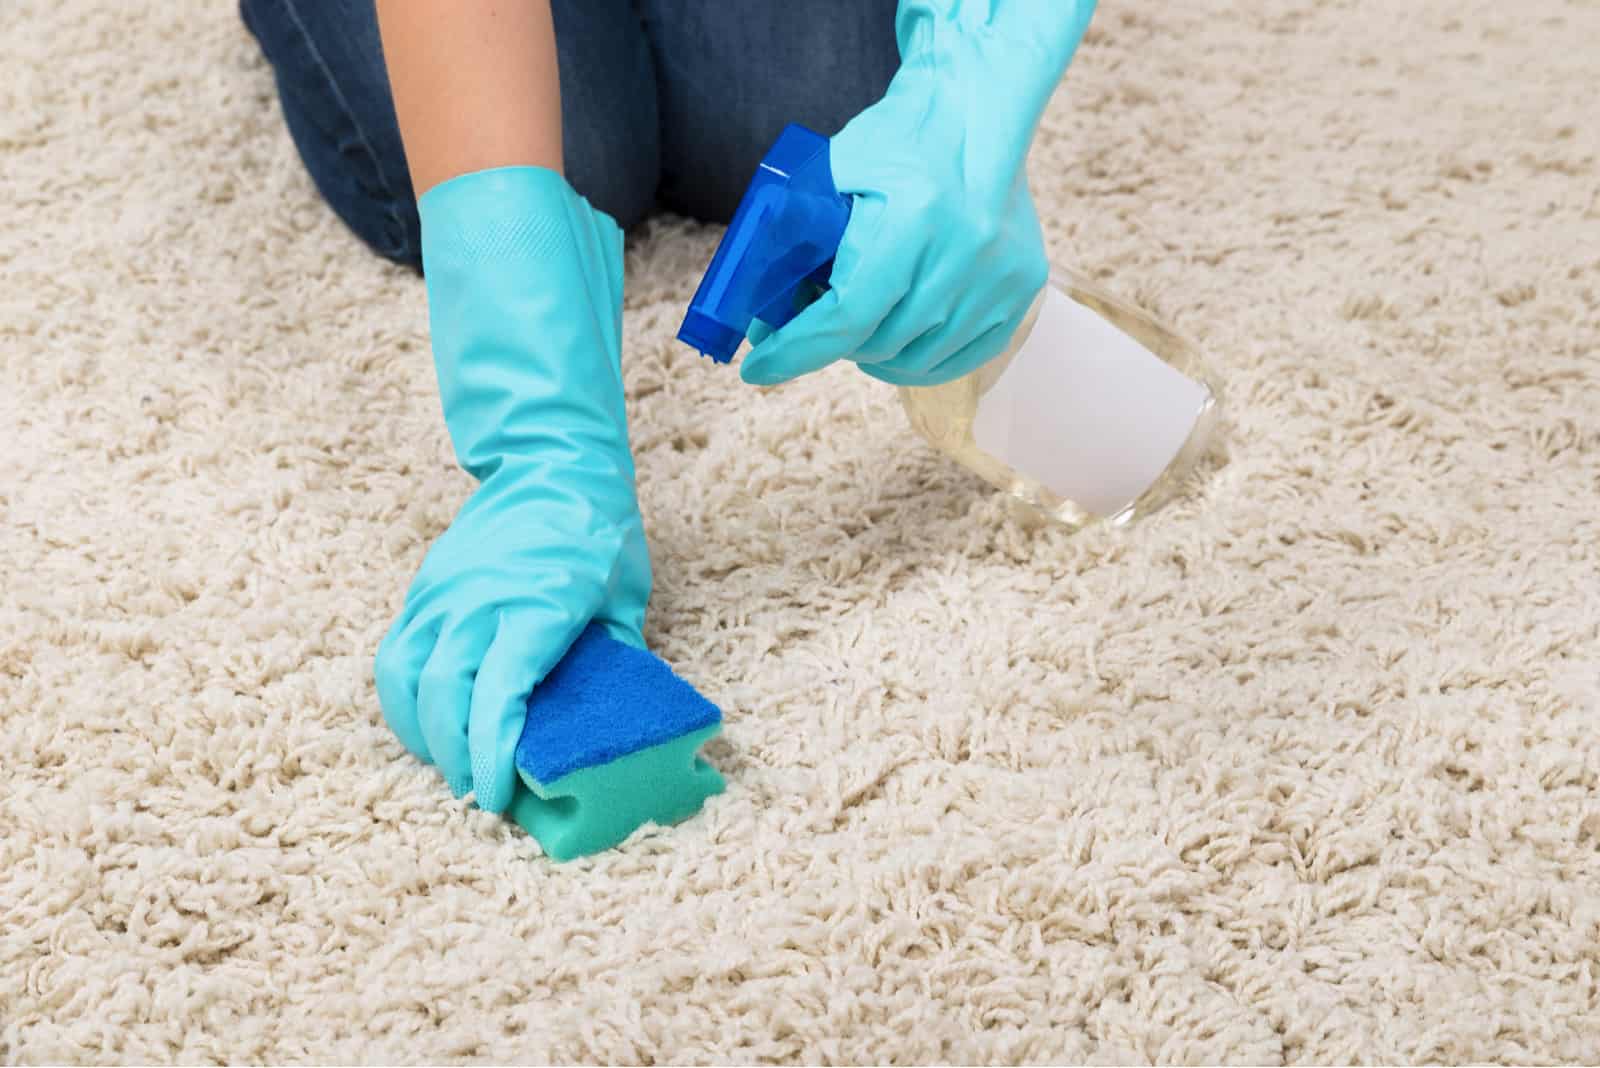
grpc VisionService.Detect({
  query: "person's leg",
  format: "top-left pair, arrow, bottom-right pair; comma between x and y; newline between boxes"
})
240,0 -> 419,265
638,0 -> 901,223
548,0 -> 662,230
240,0 -> 661,269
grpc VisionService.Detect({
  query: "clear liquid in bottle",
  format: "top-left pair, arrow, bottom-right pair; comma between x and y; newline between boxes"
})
899,267 -> 1222,530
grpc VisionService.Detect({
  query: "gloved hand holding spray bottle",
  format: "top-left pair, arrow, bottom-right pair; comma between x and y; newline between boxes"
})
679,0 -> 1221,527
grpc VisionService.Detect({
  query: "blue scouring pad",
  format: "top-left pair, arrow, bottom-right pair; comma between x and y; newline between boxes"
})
510,625 -> 725,861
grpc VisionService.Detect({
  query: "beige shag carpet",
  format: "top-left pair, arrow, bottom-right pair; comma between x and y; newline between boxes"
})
5,0 -> 1600,1062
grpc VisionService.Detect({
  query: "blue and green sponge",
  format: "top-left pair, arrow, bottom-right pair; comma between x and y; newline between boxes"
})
509,626 -> 725,861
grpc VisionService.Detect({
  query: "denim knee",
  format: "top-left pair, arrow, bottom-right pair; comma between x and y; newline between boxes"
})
243,0 -> 663,260
549,0 -> 661,231
241,0 -> 421,268
642,0 -> 901,223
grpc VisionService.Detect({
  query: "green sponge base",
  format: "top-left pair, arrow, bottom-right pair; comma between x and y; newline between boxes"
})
511,725 -> 724,861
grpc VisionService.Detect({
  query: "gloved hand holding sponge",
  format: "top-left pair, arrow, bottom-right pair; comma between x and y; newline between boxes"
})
374,0 -> 1097,858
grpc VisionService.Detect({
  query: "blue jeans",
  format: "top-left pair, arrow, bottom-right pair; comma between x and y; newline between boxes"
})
240,0 -> 900,269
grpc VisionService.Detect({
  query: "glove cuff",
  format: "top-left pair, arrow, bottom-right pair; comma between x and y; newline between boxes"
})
415,165 -> 631,484
418,165 -> 621,274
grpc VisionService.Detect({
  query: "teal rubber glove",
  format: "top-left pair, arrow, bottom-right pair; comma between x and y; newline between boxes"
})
740,0 -> 1097,388
375,166 -> 651,816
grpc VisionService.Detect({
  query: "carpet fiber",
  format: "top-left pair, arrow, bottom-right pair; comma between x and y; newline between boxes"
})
4,0 -> 1599,1062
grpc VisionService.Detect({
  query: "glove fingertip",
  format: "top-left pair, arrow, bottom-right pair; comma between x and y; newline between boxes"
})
741,298 -> 848,385
738,356 -> 791,387
472,745 -> 515,815
467,612 -> 588,815
374,622 -> 434,761
468,694 -> 528,816
746,318 -> 775,347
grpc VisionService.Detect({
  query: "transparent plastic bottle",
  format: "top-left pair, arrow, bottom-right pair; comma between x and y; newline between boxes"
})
898,266 -> 1222,530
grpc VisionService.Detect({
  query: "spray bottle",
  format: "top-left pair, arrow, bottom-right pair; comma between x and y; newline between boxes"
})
677,124 -> 1221,529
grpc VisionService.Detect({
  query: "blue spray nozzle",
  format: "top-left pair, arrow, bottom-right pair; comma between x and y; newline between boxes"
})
676,124 -> 852,363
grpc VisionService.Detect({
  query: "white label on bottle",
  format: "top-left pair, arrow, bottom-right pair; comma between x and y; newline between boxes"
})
971,285 -> 1210,517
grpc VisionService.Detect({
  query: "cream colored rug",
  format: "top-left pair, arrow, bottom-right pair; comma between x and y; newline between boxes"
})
5,0 -> 1599,1062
